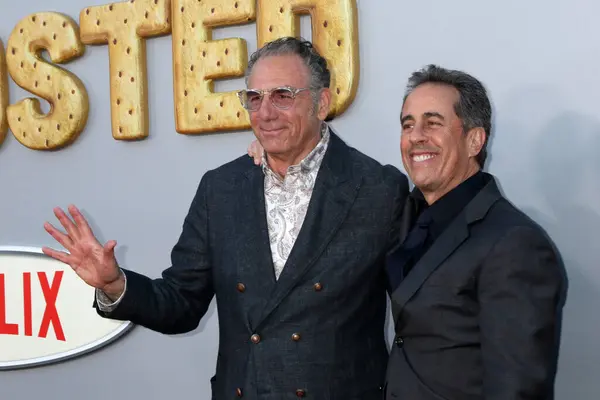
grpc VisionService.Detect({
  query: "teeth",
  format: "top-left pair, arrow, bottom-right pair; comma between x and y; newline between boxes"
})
412,154 -> 435,162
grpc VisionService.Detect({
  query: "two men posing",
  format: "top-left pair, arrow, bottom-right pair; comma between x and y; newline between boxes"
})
43,37 -> 564,399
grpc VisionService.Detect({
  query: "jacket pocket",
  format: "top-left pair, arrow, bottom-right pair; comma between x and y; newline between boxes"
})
402,348 -> 450,400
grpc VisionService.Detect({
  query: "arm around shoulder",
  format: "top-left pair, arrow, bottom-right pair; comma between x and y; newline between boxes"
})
95,173 -> 216,335
478,225 -> 565,399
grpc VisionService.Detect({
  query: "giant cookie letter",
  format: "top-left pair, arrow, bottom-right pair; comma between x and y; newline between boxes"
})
0,40 -> 8,146
6,13 -> 88,150
79,0 -> 170,140
257,0 -> 359,117
172,0 -> 255,134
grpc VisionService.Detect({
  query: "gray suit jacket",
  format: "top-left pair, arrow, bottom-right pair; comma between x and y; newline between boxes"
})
385,174 -> 565,400
97,132 -> 409,400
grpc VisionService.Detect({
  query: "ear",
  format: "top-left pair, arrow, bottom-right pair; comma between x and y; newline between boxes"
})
316,88 -> 332,120
466,127 -> 486,158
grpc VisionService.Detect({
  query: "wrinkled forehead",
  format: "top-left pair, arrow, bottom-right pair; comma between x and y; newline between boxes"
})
247,54 -> 311,89
401,83 -> 460,119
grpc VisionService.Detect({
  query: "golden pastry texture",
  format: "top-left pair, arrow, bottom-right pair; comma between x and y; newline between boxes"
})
0,39 -> 9,147
172,0 -> 255,134
6,12 -> 88,150
79,0 -> 171,140
257,0 -> 359,118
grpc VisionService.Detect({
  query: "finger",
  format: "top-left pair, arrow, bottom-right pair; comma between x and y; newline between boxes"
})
248,145 -> 261,165
42,246 -> 71,265
68,204 -> 95,238
44,221 -> 74,250
253,143 -> 264,165
53,207 -> 80,240
248,142 -> 258,155
103,240 -> 117,256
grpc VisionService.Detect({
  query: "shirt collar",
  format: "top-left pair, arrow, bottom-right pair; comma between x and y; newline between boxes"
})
411,170 -> 489,229
261,122 -> 330,178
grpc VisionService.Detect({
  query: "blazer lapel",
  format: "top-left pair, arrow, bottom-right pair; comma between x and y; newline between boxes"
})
239,166 -> 277,330
391,216 -> 469,321
390,175 -> 502,323
253,133 -> 361,330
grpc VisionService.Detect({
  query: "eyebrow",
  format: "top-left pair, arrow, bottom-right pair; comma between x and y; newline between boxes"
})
401,111 -> 445,124
400,114 -> 414,124
424,111 -> 445,120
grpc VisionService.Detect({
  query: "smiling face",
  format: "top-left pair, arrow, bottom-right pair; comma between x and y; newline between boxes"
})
400,82 -> 484,204
247,54 -> 330,168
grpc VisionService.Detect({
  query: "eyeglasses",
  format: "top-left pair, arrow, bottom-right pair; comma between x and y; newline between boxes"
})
237,86 -> 311,111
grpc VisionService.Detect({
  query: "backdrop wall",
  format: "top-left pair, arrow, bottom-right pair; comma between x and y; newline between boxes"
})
0,0 -> 597,398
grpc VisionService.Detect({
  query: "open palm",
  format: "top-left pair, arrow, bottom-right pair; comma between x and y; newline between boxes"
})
42,204 -> 121,292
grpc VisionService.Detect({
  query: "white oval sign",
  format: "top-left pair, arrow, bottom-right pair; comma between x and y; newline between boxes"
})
0,246 -> 133,370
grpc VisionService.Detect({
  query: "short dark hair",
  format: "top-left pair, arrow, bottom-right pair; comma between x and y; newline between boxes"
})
246,37 -> 330,104
403,64 -> 492,167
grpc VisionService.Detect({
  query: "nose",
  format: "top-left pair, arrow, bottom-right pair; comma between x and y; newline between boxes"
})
407,121 -> 430,144
256,93 -> 278,120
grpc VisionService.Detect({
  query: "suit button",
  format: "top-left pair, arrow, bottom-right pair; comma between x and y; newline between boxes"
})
395,336 -> 404,347
250,334 -> 261,344
313,282 -> 323,291
236,283 -> 246,292
296,389 -> 306,397
236,388 -> 243,397
291,333 -> 301,341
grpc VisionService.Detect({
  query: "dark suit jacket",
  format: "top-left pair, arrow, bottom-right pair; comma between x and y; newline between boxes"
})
97,132 -> 409,399
385,174 -> 564,400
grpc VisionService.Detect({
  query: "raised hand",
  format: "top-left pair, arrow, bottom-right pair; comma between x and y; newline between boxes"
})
42,204 -> 124,298
247,139 -> 264,166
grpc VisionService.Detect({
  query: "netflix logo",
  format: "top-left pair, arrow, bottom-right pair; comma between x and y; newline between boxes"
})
0,247 -> 132,370
0,271 -> 65,341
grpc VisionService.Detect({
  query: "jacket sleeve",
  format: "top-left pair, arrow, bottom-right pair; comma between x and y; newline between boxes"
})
386,165 -> 410,253
95,172 -> 215,335
478,225 -> 565,399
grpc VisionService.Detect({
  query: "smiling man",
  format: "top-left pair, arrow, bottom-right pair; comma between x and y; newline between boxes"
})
384,65 -> 565,399
42,37 -> 409,399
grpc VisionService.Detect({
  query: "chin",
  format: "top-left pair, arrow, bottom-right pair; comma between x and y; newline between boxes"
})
262,143 -> 289,156
262,135 -> 291,151
259,137 -> 279,149
410,174 -> 437,192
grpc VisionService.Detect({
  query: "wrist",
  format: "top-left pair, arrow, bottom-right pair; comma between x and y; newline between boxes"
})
102,269 -> 125,300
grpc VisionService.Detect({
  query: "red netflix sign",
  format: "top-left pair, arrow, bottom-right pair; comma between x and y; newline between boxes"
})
0,271 -> 65,341
0,246 -> 132,370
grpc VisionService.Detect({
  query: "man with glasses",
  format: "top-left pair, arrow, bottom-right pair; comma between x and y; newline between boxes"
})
42,37 -> 409,399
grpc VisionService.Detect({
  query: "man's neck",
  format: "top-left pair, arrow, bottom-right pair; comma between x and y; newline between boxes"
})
266,131 -> 323,178
423,165 -> 481,205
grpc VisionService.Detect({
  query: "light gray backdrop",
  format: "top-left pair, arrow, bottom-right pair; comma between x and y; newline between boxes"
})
0,0 -> 597,398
